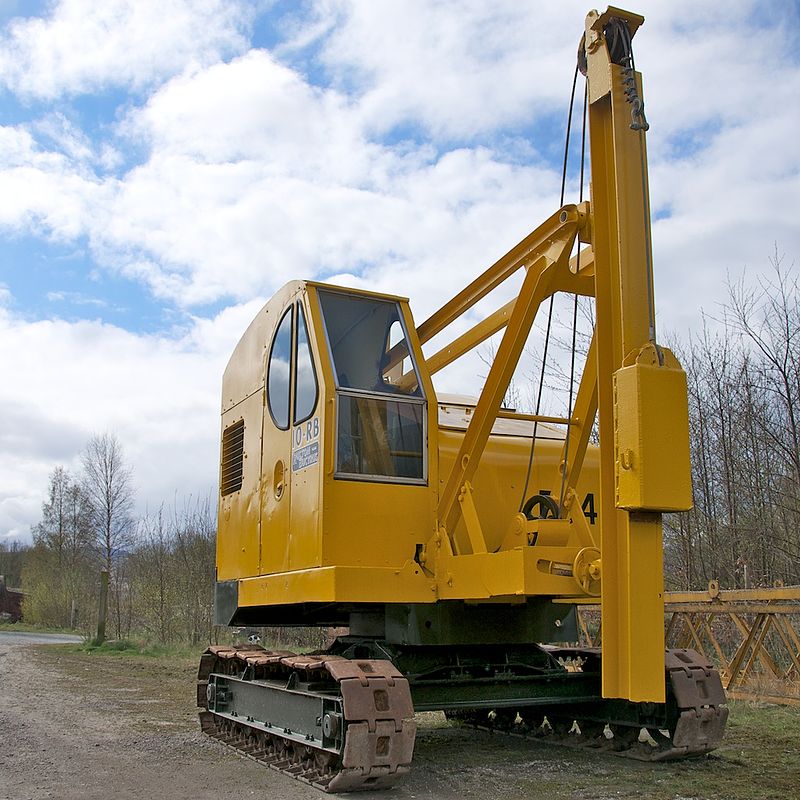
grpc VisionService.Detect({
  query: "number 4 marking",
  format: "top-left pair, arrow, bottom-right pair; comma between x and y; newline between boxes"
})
582,492 -> 597,524
539,488 -> 597,524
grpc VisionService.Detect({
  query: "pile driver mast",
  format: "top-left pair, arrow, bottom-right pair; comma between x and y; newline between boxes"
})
198,8 -> 727,792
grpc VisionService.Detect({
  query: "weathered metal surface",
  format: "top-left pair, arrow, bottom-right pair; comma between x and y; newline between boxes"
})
198,645 -> 416,793
330,638 -> 726,762
0,575 -> 23,622
449,648 -> 726,762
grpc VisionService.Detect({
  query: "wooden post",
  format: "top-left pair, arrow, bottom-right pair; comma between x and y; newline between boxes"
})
96,569 -> 109,644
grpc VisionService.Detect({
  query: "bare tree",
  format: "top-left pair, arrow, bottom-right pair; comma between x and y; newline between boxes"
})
28,466 -> 93,626
173,496 -> 216,645
81,433 -> 135,571
664,250 -> 799,590
81,433 -> 135,639
132,505 -> 177,643
727,251 -> 800,494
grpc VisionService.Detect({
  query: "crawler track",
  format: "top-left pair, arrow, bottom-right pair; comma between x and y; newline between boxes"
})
450,648 -> 728,762
198,645 -> 725,792
197,645 -> 416,792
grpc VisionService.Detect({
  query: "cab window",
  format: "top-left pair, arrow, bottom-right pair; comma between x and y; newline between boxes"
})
294,303 -> 318,424
267,306 -> 293,430
317,290 -> 422,396
317,289 -> 426,484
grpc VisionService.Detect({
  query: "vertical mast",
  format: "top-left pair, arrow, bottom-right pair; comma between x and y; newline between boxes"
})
585,7 -> 692,702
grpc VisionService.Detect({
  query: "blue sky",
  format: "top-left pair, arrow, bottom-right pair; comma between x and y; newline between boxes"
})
1,0 -> 798,541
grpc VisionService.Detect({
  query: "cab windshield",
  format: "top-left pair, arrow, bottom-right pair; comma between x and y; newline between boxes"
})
317,289 -> 426,483
317,290 -> 422,396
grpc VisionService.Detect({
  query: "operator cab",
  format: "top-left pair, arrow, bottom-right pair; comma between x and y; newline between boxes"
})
216,280 -> 437,596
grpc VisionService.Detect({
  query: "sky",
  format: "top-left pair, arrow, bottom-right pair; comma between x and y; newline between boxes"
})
1,0 -> 798,543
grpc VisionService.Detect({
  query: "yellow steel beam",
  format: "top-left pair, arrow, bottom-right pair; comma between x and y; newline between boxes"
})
457,481 -> 488,555
417,209 -> 584,346
426,299 -> 515,376
437,216 -> 579,541
773,618 -> 800,675
726,613 -> 766,689
424,248 -> 594,376
701,616 -> 729,671
665,603 -> 800,615
560,332 -> 598,495
585,8 -> 667,703
666,584 -> 800,603
780,615 -> 800,661
496,410 -> 575,425
729,611 -> 783,682
740,616 -> 777,685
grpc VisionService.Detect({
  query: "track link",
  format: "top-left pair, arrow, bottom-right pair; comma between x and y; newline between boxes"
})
197,645 -> 416,792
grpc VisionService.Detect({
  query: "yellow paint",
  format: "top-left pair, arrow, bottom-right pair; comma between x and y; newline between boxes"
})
238,562 -> 434,607
215,7 -> 691,708
614,346 -> 693,512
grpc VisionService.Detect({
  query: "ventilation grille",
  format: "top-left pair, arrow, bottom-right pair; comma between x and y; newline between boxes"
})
220,420 -> 245,496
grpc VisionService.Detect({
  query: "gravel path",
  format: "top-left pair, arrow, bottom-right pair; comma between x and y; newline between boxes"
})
0,635 -> 565,800
0,637 -> 319,800
1,634 -> 793,800
0,631 -> 83,646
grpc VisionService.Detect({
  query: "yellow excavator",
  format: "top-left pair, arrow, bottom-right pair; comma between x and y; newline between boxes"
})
197,7 -> 727,792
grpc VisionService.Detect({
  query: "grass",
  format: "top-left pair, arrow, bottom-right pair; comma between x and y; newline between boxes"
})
0,620 -> 81,635
62,637 -> 207,659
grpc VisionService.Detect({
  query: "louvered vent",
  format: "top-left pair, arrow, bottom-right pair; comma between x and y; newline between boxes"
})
220,420 -> 245,496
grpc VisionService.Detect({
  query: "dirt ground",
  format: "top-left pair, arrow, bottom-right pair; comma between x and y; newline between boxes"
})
1,637 -> 799,800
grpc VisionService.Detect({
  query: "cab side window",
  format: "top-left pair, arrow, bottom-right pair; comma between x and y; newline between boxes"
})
268,307 -> 293,430
294,303 -> 318,424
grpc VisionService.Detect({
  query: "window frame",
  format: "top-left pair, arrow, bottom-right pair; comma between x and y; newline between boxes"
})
293,300 -> 319,426
316,288 -> 425,398
315,288 -> 429,486
333,388 -> 427,485
267,305 -> 294,431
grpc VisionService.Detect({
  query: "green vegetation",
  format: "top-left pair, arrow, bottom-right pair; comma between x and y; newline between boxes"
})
0,620 -> 79,635
62,637 -> 205,659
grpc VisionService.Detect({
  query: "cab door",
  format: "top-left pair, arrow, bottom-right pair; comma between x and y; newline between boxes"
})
288,299 -> 322,570
260,303 -> 294,574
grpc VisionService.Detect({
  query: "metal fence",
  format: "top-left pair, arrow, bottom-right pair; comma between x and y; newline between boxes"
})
577,582 -> 800,706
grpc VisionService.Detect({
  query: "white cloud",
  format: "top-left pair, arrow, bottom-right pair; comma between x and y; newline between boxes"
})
0,299 -> 267,540
0,122 -> 110,239
0,0 -> 252,99
0,0 -> 794,319
284,0 -> 789,141
46,290 -> 108,307
0,0 -> 798,540
0,47 -> 555,307
282,0 -> 583,139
